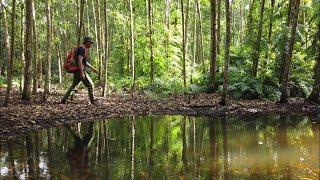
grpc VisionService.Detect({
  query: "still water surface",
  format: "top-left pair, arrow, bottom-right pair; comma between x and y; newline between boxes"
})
0,115 -> 319,179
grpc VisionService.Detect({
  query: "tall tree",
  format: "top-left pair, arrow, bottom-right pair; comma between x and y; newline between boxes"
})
102,0 -> 109,97
280,0 -> 301,103
22,0 -> 33,100
148,0 -> 154,83
32,0 -> 38,94
217,0 -> 221,54
96,0 -> 103,82
43,0 -> 52,100
0,2 -> 10,77
165,0 -> 171,63
4,0 -> 16,106
209,0 -> 217,92
77,0 -> 85,47
129,0 -> 135,91
195,0 -> 204,73
220,0 -> 231,105
181,0 -> 190,87
252,0 -> 266,76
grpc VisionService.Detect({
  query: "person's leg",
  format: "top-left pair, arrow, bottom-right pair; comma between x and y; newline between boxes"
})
82,71 -> 95,103
62,72 -> 81,102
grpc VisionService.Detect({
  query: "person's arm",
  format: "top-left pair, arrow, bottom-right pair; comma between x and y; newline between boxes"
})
86,62 -> 98,74
78,55 -> 85,79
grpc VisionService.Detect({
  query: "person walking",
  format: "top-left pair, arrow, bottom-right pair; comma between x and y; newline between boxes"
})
61,37 -> 98,104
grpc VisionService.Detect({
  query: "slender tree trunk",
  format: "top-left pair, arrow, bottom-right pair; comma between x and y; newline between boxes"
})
246,0 -> 256,38
165,0 -> 171,64
102,0 -> 109,97
96,0 -> 103,82
307,22 -> 320,104
57,44 -> 63,83
252,0 -> 266,76
129,0 -> 135,91
20,4 -> 25,92
217,0 -> 221,54
181,0 -> 190,87
148,0 -> 154,83
92,0 -> 99,67
78,0 -> 85,47
1,3 -> 10,77
191,1 -> 197,84
209,0 -> 217,92
266,0 -> 275,60
32,0 -> 38,94
220,0 -> 231,105
280,0 -> 301,103
43,0 -> 52,100
22,0 -> 33,100
195,0 -> 204,73
4,0 -> 16,106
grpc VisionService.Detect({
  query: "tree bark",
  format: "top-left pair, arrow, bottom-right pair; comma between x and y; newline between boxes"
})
4,0 -> 16,106
96,0 -> 103,82
129,0 -> 135,91
280,0 -> 301,103
209,0 -> 217,92
148,0 -> 154,83
22,0 -> 33,100
195,0 -> 204,73
43,0 -> 52,100
102,0 -> 109,97
77,0 -> 85,47
181,0 -> 190,87
252,0 -> 266,76
217,0 -> 221,54
220,0 -> 231,105
32,0 -> 38,94
191,1 -> 197,84
20,4 -> 25,92
1,3 -> 10,77
165,0 -> 171,64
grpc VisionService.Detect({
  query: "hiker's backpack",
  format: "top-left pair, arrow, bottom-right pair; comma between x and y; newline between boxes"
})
64,46 -> 87,73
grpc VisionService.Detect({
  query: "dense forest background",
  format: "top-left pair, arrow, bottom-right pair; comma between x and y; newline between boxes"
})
0,0 -> 319,106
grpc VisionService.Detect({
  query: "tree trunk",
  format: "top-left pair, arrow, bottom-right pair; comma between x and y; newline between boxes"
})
22,0 -> 33,100
307,22 -> 320,104
280,0 -> 301,103
57,44 -> 63,84
266,0 -> 275,60
20,4 -> 25,93
77,0 -> 85,47
102,0 -> 109,97
148,0 -> 154,83
4,0 -> 16,106
209,0 -> 217,92
181,0 -> 190,87
191,1 -> 197,84
252,0 -> 266,76
1,3 -> 10,77
96,0 -> 103,82
32,0 -> 38,94
195,0 -> 204,73
220,0 -> 231,105
165,0 -> 171,65
43,0 -> 52,100
92,0 -> 100,68
129,0 -> 135,91
217,0 -> 221,54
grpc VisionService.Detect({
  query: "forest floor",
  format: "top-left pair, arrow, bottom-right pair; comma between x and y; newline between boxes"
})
0,88 -> 319,138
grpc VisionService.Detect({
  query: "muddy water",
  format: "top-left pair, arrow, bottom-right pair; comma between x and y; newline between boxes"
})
0,115 -> 319,179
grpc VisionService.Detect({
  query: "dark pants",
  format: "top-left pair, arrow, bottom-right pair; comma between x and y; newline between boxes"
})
63,71 -> 94,102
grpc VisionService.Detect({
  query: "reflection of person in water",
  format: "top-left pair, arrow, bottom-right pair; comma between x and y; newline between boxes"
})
65,122 -> 96,179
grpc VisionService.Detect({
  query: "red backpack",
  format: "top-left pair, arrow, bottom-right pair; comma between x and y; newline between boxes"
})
64,46 -> 87,73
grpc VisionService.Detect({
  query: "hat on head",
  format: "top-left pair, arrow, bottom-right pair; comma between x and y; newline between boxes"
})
83,36 -> 95,44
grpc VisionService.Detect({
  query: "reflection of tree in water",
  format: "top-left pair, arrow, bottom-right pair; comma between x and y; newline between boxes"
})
65,122 -> 96,179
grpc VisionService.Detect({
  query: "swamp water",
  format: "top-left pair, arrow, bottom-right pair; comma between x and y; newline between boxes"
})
0,115 -> 319,179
